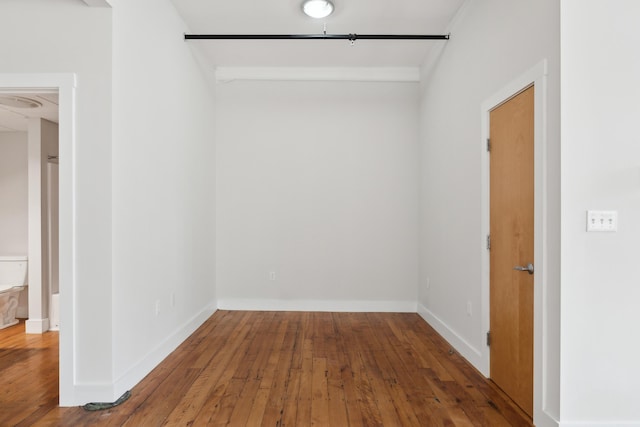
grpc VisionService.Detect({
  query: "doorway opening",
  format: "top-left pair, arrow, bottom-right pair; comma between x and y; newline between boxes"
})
0,91 -> 60,330
0,73 -> 76,406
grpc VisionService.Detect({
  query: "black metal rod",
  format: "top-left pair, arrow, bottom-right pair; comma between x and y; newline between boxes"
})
184,33 -> 449,41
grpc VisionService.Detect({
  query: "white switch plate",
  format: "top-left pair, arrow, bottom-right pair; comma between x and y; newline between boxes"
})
586,210 -> 618,232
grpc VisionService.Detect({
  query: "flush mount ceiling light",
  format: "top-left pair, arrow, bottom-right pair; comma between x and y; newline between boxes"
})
185,1 -> 450,42
302,0 -> 334,19
0,95 -> 42,109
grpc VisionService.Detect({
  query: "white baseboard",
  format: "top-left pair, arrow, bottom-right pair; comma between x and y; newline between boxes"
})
71,382 -> 116,406
25,317 -> 50,334
417,303 -> 486,375
217,298 -> 418,313
417,304 -> 565,427
560,422 -> 640,427
109,301 -> 218,403
536,410 -> 560,427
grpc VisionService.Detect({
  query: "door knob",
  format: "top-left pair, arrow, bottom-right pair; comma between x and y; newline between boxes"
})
513,263 -> 534,275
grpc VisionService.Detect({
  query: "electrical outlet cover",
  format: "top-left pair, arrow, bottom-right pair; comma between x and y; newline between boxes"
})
586,210 -> 618,232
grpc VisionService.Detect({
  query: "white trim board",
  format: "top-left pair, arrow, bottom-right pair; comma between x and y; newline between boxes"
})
81,0 -> 111,7
215,67 -> 421,83
559,423 -> 640,427
72,304 -> 216,404
26,318 -> 50,334
217,298 -> 418,313
111,303 -> 218,403
417,303 -> 484,370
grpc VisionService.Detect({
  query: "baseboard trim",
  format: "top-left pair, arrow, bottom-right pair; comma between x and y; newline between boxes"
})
559,422 -> 640,427
417,303 -> 485,375
70,382 -> 115,405
217,298 -> 418,313
109,301 -> 218,403
536,409 -> 560,427
25,317 -> 50,334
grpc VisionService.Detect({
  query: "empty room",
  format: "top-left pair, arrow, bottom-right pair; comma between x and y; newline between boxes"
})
1,0 -> 639,426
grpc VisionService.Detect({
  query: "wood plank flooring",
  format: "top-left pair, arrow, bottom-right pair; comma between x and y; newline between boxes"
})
0,311 -> 533,426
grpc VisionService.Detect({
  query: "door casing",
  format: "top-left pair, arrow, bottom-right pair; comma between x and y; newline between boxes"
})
480,60 -> 548,424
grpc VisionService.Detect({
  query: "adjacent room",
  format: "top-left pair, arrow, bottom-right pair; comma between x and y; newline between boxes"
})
1,1 -> 639,426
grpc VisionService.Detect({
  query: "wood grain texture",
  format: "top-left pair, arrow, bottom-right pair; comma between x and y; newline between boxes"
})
489,85 -> 535,417
0,313 -> 532,426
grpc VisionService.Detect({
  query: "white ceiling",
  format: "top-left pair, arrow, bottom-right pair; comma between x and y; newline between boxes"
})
0,2 -> 464,131
170,0 -> 466,68
0,93 -> 59,133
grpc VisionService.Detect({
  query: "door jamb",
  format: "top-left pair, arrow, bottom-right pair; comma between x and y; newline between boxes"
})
480,60 -> 548,423
0,73 -> 76,406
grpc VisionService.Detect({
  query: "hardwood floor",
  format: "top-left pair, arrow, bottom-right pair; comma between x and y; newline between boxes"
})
0,311 -> 532,426
0,320 -> 59,426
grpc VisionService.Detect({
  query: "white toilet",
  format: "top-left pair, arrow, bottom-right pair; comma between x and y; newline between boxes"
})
0,256 -> 28,329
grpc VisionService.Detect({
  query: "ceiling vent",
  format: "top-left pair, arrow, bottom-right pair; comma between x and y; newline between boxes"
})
0,95 -> 43,109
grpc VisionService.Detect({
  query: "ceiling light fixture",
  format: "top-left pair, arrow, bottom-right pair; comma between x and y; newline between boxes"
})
302,0 -> 334,19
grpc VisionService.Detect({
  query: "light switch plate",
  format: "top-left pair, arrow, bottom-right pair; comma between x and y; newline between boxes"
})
586,210 -> 618,232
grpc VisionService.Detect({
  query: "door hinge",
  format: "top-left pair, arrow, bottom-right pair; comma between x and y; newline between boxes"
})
486,138 -> 491,152
486,234 -> 491,251
486,331 -> 491,346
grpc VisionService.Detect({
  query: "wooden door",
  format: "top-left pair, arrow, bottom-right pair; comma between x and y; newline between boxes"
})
489,85 -> 534,417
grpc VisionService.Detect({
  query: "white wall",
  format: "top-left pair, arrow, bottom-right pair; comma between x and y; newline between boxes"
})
109,0 -> 217,396
0,132 -> 28,255
216,80 -> 420,311
418,0 -> 560,425
1,0 -> 216,405
561,1 -> 640,424
0,0 -> 113,403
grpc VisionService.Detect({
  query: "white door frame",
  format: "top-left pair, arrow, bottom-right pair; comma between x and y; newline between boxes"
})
480,60 -> 549,424
0,73 -> 76,405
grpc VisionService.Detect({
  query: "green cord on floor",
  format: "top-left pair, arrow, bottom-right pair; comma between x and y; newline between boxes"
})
82,390 -> 131,411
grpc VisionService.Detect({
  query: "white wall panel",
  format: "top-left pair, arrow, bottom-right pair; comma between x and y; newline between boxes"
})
560,1 -> 640,424
110,0 -> 218,396
216,81 -> 420,310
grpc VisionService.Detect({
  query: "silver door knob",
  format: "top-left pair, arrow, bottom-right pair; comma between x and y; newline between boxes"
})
513,263 -> 534,275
